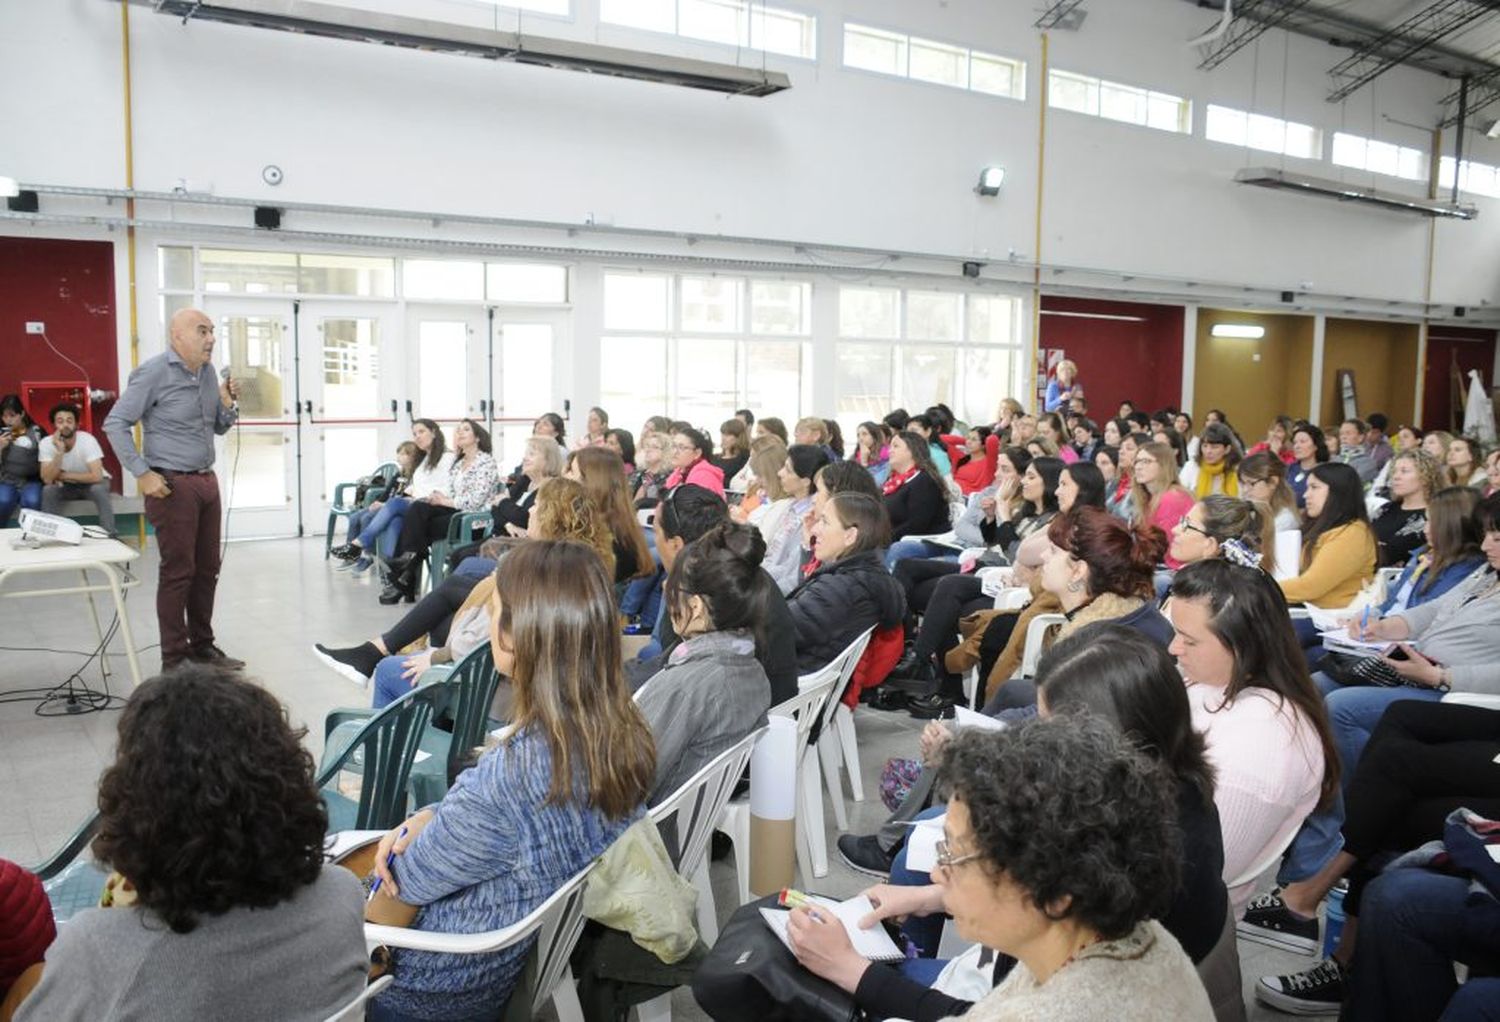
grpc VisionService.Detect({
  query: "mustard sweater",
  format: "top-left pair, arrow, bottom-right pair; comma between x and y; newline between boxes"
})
1279,522 -> 1376,608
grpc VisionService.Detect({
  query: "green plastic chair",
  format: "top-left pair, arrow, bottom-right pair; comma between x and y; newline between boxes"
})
426,509 -> 495,589
325,461 -> 399,559
32,810 -> 111,923
317,684 -> 439,833
326,645 -> 503,809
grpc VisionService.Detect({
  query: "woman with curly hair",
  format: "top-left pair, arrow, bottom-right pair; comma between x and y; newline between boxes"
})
313,477 -> 613,687
1370,448 -> 1445,567
787,718 -> 1213,1021
366,540 -> 655,1022
10,667 -> 367,1021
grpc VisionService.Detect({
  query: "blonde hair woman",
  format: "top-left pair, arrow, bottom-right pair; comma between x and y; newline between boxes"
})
1130,440 -> 1194,568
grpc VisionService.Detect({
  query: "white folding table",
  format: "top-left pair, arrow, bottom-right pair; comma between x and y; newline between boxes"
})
0,528 -> 145,689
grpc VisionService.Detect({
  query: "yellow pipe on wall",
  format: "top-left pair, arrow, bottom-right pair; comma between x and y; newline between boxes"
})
1030,32 -> 1049,407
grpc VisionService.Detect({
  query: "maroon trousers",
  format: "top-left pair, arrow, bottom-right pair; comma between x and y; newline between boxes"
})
142,471 -> 222,661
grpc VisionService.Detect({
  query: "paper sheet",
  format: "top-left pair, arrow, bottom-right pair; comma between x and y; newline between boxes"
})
953,706 -> 1005,732
760,894 -> 903,961
904,813 -> 947,874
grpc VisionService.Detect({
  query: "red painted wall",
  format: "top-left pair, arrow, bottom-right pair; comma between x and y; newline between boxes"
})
1039,295 -> 1184,419
0,237 -> 122,488
1423,327 -> 1496,434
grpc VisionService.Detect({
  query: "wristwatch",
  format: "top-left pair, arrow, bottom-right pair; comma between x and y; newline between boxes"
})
1435,668 -> 1452,693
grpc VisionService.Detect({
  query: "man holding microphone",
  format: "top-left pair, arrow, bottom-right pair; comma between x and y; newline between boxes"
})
104,308 -> 244,673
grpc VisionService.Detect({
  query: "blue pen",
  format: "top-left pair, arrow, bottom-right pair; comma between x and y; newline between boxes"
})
367,826 -> 407,902
1361,605 -> 1370,639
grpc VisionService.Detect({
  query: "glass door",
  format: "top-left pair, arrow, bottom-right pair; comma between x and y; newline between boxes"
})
492,310 -> 569,470
203,299 -> 300,539
301,303 -> 402,527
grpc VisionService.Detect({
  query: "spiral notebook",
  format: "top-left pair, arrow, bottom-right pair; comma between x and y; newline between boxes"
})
759,894 -> 905,962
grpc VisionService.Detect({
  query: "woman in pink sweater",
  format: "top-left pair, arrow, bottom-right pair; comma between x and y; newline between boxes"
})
1166,559 -> 1339,918
663,425 -> 725,497
1130,440 -> 1196,568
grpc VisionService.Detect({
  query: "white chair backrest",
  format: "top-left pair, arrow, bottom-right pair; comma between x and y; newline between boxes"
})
1272,529 -> 1302,582
637,508 -> 656,529
321,975 -> 393,1022
365,857 -> 597,1018
1017,613 -> 1066,678
804,627 -> 875,745
774,674 -> 837,754
649,727 -> 765,878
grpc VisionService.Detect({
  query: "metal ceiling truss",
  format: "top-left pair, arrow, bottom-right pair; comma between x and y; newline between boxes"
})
1196,0 -> 1322,72
1034,0 -> 1087,31
1326,0 -> 1500,103
1439,67 -> 1500,125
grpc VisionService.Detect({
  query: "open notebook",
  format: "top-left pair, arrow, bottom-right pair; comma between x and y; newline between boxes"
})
760,894 -> 905,962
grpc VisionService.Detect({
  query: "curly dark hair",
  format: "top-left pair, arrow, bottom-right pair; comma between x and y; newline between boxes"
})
938,717 -> 1181,941
93,666 -> 328,933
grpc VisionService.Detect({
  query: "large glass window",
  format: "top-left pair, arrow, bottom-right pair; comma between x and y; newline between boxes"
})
836,286 -> 1023,441
1439,156 -> 1500,198
601,271 -> 810,431
320,318 -> 382,417
601,0 -> 815,57
403,259 -> 485,301
1049,69 -> 1190,134
843,23 -> 1025,100
199,250 -> 394,296
1333,132 -> 1426,181
1205,103 -> 1322,160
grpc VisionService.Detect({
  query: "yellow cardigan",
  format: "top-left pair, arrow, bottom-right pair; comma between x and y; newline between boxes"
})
1279,522 -> 1376,608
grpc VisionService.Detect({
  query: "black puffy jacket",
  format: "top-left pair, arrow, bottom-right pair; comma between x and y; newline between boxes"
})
785,549 -> 907,674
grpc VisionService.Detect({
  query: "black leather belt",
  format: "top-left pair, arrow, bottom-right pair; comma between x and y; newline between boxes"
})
152,467 -> 215,476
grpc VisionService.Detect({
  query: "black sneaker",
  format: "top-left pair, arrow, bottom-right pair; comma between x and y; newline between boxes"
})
329,543 -> 362,563
836,834 -> 895,879
312,642 -> 382,685
1238,889 -> 1320,955
1255,958 -> 1347,1016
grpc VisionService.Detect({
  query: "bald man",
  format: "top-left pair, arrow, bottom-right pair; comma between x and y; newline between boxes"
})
103,309 -> 244,673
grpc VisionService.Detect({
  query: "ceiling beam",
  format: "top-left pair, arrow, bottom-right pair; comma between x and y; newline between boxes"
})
1196,0 -> 1320,71
1326,0 -> 1499,102
1034,0 -> 1087,30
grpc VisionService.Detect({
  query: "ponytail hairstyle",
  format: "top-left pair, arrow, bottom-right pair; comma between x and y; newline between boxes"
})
894,430 -> 948,495
536,412 -> 567,446
1422,486 -> 1483,589
825,492 -> 892,556
1237,451 -> 1297,523
1168,559 -> 1340,808
664,522 -> 776,659
1046,506 -> 1164,599
1198,495 -> 1276,574
414,417 -> 446,471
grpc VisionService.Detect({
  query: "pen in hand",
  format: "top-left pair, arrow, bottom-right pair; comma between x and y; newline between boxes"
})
367,825 -> 407,902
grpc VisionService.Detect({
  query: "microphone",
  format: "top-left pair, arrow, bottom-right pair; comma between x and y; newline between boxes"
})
220,365 -> 232,383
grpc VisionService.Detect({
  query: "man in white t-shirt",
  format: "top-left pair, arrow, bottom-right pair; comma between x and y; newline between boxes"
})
39,402 -> 116,535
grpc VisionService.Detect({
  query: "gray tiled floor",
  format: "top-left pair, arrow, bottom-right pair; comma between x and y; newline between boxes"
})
2,536 -> 1322,1019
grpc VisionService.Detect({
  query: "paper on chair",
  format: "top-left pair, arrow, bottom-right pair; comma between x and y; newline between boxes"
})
903,813 -> 947,874
953,706 -> 1004,732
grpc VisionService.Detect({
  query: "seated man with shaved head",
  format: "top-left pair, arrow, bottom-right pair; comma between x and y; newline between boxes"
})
103,307 -> 245,673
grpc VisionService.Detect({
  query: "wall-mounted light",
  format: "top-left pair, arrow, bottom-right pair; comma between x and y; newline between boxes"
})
0,176 -> 18,198
1210,323 -> 1266,339
976,166 -> 1005,196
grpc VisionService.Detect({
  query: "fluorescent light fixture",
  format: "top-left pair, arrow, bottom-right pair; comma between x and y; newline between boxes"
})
976,166 -> 1006,196
0,176 -> 18,198
1211,323 -> 1266,339
1235,166 -> 1478,220
1485,119 -> 1500,140
1040,310 -> 1147,323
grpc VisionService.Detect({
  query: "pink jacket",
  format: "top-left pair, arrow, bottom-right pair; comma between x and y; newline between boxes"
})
665,458 -> 725,497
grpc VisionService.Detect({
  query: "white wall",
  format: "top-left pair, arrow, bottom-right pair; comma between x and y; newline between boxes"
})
4,0 -> 1499,310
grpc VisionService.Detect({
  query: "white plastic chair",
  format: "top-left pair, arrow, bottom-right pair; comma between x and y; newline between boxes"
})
320,975 -> 393,1022
1018,613 -> 1066,678
634,728 -> 766,1021
807,629 -> 876,838
364,858 -> 598,1022
958,592 -> 1039,710
717,672 -> 840,899
1443,692 -> 1500,711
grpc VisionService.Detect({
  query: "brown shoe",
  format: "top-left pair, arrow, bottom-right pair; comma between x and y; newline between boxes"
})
189,644 -> 246,670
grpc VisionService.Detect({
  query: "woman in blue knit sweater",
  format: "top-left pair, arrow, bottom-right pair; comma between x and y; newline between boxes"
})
366,540 -> 657,1022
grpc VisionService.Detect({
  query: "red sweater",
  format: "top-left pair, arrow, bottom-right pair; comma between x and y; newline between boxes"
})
0,858 -> 55,995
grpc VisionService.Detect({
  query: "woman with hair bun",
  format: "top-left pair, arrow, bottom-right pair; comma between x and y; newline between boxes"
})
1168,495 -> 1277,575
635,522 -> 773,804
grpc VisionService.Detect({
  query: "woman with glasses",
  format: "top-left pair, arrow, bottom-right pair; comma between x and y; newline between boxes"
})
663,425 -> 725,497
1130,441 -> 1194,568
1168,495 -> 1277,574
784,716 -> 1213,1021
1236,451 -> 1299,532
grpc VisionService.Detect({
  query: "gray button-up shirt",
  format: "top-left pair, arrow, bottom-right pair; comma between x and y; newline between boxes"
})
103,348 -> 239,477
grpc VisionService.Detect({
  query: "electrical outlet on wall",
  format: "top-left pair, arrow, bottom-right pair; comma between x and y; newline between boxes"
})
25,321 -> 45,334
